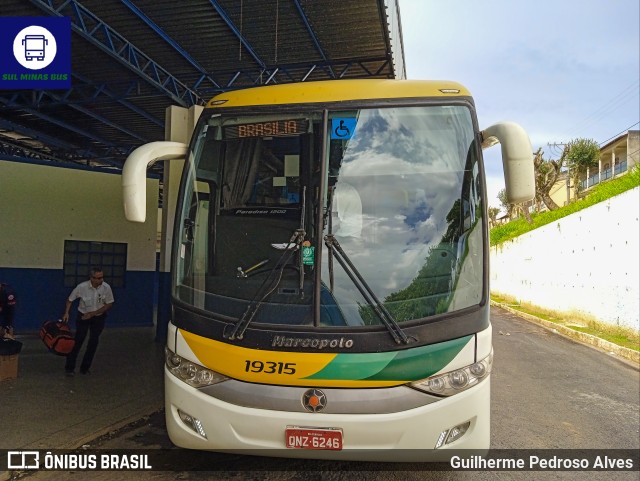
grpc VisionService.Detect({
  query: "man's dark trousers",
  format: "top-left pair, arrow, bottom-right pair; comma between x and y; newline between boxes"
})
65,312 -> 106,373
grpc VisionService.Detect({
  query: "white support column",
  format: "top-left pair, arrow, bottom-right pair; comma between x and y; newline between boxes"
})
157,104 -> 204,340
161,106 -> 187,275
586,166 -> 590,190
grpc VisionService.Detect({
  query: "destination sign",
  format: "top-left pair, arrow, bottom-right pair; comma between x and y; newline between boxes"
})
224,119 -> 307,139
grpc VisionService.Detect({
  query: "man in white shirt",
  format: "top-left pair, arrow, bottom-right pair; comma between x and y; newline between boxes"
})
62,267 -> 114,376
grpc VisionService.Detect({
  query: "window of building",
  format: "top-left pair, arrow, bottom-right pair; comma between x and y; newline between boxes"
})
63,240 -> 127,288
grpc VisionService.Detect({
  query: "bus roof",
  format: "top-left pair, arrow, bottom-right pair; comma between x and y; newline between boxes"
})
206,79 -> 471,108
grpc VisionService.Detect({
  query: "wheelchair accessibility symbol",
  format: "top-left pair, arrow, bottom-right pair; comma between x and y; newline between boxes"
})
331,118 -> 357,140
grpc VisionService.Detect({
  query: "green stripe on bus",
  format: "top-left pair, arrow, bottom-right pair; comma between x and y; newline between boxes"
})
304,335 -> 472,381
365,335 -> 472,381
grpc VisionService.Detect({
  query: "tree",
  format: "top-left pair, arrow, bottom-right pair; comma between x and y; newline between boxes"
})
498,188 -> 532,224
488,207 -> 500,227
565,138 -> 600,197
497,188 -> 514,219
533,147 -> 564,211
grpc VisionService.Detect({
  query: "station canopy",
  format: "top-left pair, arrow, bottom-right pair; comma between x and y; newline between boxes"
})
0,0 -> 405,173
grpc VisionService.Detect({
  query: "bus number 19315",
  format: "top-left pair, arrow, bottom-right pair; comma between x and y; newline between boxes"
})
245,360 -> 296,374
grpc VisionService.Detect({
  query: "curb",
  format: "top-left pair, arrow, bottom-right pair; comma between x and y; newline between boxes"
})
491,300 -> 640,367
60,402 -> 164,450
0,404 -> 164,481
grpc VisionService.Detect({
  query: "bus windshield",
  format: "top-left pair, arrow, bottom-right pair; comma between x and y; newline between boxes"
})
174,104 -> 484,329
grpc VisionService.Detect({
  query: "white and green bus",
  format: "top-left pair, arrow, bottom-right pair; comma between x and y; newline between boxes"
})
123,79 -> 534,460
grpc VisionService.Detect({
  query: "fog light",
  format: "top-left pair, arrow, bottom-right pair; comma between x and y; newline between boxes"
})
434,420 -> 471,448
178,409 -> 207,438
445,421 -> 470,445
435,430 -> 448,449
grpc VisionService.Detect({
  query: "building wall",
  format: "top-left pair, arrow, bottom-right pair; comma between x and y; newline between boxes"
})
0,159 -> 159,330
532,131 -> 638,215
548,173 -> 574,207
629,130 -> 639,168
490,187 -> 639,330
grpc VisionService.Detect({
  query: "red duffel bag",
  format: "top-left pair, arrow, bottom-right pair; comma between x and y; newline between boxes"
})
40,320 -> 75,356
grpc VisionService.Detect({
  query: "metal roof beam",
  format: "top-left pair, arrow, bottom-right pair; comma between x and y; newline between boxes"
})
71,74 -> 164,127
255,56 -> 394,84
0,138 -> 67,163
120,0 -> 223,92
29,0 -> 202,107
291,0 -> 335,79
0,118 -> 125,169
2,86 -> 155,143
207,0 -> 270,73
7,75 -> 163,134
0,117 -> 100,160
218,55 -> 393,89
335,59 -> 391,78
44,90 -> 152,143
0,95 -> 129,158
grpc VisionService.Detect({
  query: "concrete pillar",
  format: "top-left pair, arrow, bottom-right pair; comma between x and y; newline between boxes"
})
598,157 -> 602,183
156,104 -> 204,342
586,166 -> 590,190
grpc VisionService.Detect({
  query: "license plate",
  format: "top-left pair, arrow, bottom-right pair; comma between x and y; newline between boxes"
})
285,427 -> 343,450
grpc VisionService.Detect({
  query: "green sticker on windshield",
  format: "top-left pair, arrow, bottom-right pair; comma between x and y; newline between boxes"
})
302,246 -> 315,265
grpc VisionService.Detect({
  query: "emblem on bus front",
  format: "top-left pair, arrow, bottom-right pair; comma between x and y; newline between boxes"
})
302,389 -> 327,413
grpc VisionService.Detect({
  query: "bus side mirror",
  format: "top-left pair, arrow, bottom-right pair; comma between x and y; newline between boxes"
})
122,141 -> 188,222
481,122 -> 535,204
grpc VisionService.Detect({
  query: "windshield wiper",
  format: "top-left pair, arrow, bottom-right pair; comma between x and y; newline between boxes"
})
324,234 -> 411,345
225,229 -> 303,341
225,187 -> 308,341
297,187 -> 307,294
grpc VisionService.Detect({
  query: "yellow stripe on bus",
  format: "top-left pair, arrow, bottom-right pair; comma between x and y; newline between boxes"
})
180,329 -> 405,388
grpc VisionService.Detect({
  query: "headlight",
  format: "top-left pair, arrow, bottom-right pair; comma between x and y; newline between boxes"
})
411,350 -> 493,397
164,347 -> 228,388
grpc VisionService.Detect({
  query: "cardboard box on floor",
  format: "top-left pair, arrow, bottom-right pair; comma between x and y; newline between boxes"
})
0,354 -> 18,381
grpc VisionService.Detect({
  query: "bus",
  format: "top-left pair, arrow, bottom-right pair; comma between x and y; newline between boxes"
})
22,34 -> 48,61
122,79 -> 534,460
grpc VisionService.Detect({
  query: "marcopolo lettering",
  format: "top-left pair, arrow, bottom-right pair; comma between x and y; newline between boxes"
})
272,336 -> 354,349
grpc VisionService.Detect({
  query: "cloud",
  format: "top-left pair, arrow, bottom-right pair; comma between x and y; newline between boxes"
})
399,0 -> 638,211
400,0 -> 639,147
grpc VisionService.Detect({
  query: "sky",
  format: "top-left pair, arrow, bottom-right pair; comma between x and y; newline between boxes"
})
398,0 -> 640,209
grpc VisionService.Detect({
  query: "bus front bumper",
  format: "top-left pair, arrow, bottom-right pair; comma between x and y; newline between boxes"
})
164,367 -> 490,461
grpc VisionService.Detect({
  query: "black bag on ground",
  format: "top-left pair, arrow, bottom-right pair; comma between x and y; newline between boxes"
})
40,320 -> 75,356
0,338 -> 22,355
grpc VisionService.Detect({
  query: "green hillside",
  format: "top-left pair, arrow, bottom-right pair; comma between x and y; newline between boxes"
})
491,166 -> 640,246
